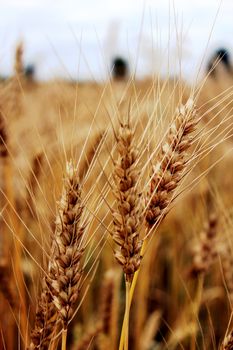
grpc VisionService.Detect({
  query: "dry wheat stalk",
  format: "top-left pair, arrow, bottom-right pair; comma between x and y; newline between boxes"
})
46,161 -> 86,330
145,98 -> 199,230
111,121 -> 143,283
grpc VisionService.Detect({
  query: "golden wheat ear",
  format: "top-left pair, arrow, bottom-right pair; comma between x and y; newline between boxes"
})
29,160 -> 88,349
110,120 -> 143,283
108,115 -> 144,350
145,98 -> 199,232
46,160 -> 88,348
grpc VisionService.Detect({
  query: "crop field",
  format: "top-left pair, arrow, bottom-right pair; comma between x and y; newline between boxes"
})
0,43 -> 233,350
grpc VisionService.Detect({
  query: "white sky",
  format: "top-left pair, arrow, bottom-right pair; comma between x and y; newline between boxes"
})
0,0 -> 232,81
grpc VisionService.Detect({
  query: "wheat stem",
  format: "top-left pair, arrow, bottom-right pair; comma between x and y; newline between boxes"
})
124,280 -> 131,350
119,239 -> 148,350
61,329 -> 67,350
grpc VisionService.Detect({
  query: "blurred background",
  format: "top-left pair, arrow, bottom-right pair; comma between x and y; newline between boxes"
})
0,0 -> 232,81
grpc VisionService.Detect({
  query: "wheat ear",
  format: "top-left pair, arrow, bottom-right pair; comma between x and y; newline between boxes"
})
46,161 -> 87,349
145,98 -> 199,231
111,121 -> 143,282
110,119 -> 143,350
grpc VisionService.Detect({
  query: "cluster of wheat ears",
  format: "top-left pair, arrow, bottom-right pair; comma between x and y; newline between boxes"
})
1,42 -> 233,350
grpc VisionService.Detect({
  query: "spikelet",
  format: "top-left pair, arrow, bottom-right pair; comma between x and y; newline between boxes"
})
111,121 -> 143,283
46,161 -> 86,328
145,98 -> 199,229
190,213 -> 218,277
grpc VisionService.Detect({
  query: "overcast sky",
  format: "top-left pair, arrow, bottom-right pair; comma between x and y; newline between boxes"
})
0,0 -> 232,81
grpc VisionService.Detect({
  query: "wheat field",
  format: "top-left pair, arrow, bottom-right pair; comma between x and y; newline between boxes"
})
0,43 -> 233,350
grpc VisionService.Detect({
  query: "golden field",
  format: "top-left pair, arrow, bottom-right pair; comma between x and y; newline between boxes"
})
0,46 -> 233,350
